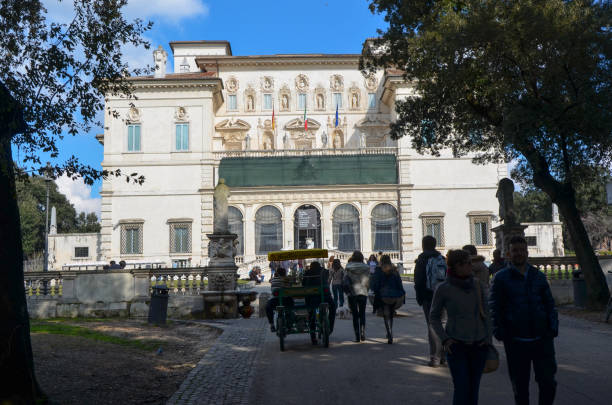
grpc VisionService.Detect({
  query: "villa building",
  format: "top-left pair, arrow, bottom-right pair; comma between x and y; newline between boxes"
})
91,40 -> 508,269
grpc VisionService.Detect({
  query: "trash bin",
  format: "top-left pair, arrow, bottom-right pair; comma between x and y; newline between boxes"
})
572,269 -> 587,308
148,285 -> 169,325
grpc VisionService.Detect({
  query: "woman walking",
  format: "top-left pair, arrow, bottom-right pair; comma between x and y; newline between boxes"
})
430,249 -> 492,405
371,255 -> 405,344
345,251 -> 370,342
328,258 -> 345,308
367,254 -> 378,274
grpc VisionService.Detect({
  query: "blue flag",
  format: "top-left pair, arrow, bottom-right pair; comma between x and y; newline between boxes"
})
335,104 -> 339,127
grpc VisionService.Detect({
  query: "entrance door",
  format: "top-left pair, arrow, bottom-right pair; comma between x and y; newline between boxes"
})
294,205 -> 321,250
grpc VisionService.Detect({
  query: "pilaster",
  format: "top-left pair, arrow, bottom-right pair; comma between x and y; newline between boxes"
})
360,201 -> 372,253
322,202 -> 332,249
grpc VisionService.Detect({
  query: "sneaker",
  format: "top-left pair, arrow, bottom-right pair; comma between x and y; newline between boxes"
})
428,358 -> 441,367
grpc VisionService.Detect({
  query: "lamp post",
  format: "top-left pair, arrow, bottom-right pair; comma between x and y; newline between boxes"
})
43,164 -> 52,272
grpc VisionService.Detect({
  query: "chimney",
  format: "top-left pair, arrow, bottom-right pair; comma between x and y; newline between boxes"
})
50,206 -> 57,235
552,203 -> 560,223
153,45 -> 168,78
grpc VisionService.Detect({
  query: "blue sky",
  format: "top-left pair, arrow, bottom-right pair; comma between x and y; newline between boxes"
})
27,0 -> 388,215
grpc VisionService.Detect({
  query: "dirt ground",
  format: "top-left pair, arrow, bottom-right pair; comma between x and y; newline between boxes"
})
31,319 -> 221,405
557,305 -> 612,324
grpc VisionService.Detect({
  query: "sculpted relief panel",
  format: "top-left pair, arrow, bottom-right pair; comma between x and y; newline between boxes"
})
330,74 -> 344,92
226,76 -> 239,93
295,74 -> 309,92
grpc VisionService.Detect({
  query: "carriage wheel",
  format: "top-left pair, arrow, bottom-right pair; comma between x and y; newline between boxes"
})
277,314 -> 285,351
319,303 -> 330,348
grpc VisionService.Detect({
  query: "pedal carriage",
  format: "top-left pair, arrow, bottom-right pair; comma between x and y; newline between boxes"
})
267,249 -> 332,351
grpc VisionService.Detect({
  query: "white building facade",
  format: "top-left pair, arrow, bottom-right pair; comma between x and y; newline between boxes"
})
97,40 -> 507,270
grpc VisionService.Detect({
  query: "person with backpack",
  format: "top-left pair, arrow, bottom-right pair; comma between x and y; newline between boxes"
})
371,255 -> 405,344
345,251 -> 370,342
414,235 -> 447,367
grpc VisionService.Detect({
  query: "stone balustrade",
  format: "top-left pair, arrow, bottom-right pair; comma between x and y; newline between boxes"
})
213,147 -> 398,160
24,268 -> 212,319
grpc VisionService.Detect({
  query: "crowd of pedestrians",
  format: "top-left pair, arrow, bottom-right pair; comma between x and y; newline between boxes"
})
264,234 -> 558,405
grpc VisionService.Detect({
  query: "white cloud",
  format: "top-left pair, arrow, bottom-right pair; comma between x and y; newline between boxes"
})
55,175 -> 101,218
124,0 -> 209,22
44,0 -> 209,25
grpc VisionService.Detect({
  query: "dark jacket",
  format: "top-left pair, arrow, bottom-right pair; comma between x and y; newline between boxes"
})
371,267 -> 405,298
414,249 -> 442,305
303,266 -> 332,308
489,263 -> 558,341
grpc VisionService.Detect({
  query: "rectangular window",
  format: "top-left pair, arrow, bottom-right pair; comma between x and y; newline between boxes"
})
333,93 -> 343,109
368,93 -> 376,108
263,94 -> 272,110
526,236 -> 537,246
175,123 -> 189,151
74,247 -> 89,258
127,124 -> 141,152
121,223 -> 143,255
298,93 -> 307,110
469,215 -> 492,246
422,216 -> 445,246
228,94 -> 237,110
170,223 -> 191,253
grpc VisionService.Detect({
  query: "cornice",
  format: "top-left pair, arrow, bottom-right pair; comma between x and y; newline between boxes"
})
128,79 -> 223,91
196,54 -> 360,69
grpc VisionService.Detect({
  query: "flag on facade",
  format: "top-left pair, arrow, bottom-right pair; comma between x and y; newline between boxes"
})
272,102 -> 275,130
335,104 -> 339,128
304,103 -> 308,131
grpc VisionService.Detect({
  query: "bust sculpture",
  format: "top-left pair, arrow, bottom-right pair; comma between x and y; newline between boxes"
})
496,178 -> 517,225
213,178 -> 230,234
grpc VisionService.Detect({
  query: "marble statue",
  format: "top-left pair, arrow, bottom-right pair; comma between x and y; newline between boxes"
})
247,95 -> 254,111
282,94 -> 289,109
351,93 -> 358,108
213,178 -> 230,234
496,178 -> 517,225
317,94 -> 324,109
333,134 -> 342,148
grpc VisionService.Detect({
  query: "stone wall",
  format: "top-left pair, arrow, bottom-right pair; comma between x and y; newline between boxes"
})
25,268 -> 208,319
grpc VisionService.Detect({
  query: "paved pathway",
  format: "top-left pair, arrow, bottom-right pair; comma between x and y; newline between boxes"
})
249,283 -> 612,405
166,318 -> 267,405
167,283 -> 612,404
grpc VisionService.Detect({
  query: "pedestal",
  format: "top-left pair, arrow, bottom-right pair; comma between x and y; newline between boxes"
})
203,233 -> 239,318
492,223 -> 528,257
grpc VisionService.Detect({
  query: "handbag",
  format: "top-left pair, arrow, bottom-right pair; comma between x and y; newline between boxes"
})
341,273 -> 352,295
475,279 -> 499,373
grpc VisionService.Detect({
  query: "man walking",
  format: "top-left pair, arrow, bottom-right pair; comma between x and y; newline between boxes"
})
414,235 -> 445,367
490,236 -> 558,405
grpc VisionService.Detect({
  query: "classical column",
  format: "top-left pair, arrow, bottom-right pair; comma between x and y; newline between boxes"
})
361,201 -> 372,255
244,204 -> 255,261
283,204 -> 293,249
322,202 -> 333,250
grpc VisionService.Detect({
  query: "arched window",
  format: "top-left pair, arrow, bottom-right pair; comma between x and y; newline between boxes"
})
371,203 -> 399,251
255,205 -> 282,254
228,207 -> 244,255
333,204 -> 360,251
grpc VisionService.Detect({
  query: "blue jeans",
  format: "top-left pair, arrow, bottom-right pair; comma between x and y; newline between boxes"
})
446,341 -> 488,405
332,284 -> 344,307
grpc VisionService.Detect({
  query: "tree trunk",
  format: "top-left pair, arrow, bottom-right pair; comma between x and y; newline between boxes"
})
0,137 -> 46,403
528,152 -> 610,309
555,197 -> 610,309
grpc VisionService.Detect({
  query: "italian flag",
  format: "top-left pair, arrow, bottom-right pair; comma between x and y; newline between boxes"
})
272,102 -> 275,130
304,104 -> 308,131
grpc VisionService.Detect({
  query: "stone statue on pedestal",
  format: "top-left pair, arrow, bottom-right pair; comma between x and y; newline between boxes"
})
496,178 -> 517,225
492,178 -> 526,256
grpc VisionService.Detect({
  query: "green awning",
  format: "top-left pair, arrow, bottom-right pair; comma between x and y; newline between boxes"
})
219,154 -> 397,187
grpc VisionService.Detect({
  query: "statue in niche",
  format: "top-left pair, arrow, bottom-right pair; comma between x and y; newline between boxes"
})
263,134 -> 273,150
333,135 -> 342,149
281,94 -> 289,109
496,178 -> 517,225
213,178 -> 230,234
316,94 -> 324,109
351,93 -> 359,108
247,95 -> 254,111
